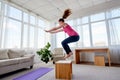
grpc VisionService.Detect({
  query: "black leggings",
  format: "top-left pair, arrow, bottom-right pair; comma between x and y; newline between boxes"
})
61,35 -> 79,54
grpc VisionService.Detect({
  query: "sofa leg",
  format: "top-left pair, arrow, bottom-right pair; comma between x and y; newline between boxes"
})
53,61 -> 55,64
30,65 -> 33,69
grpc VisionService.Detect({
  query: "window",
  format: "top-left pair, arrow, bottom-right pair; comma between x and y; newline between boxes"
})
56,32 -> 65,47
5,19 -> 21,48
38,28 -> 45,48
82,25 -> 90,47
77,19 -> 81,25
30,15 -> 35,25
0,1 -> 50,49
23,12 -> 29,23
1,18 -> 6,48
0,1 -> 1,11
111,8 -> 120,18
9,6 -> 22,20
5,4 -> 7,16
91,21 -> 108,46
91,13 -> 105,22
81,17 -> 88,24
66,20 -> 74,26
29,26 -> 35,48
77,25 -> 82,47
0,1 -> 2,47
22,24 -> 28,48
38,19 -> 45,27
109,19 -> 120,45
82,25 -> 91,47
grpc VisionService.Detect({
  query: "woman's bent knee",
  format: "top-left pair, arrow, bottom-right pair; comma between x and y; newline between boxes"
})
61,41 -> 65,45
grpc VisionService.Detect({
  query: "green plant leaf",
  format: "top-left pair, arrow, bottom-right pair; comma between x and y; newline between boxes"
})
36,42 -> 53,63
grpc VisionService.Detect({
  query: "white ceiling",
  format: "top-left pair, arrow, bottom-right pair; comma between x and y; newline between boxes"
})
5,0 -> 120,21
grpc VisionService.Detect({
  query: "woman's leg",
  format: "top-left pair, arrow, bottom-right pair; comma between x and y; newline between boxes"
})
61,36 -> 79,58
61,40 -> 72,55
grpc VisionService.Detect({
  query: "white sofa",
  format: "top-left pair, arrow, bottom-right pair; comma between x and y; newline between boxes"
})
0,49 -> 34,75
52,48 -> 65,64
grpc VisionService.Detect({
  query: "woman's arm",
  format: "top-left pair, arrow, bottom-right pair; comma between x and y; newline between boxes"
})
50,29 -> 63,34
45,25 -> 63,32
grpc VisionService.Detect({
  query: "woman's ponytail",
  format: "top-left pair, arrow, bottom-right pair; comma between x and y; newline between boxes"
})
62,9 -> 72,19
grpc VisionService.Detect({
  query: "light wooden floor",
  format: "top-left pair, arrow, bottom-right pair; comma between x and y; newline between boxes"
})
0,62 -> 120,80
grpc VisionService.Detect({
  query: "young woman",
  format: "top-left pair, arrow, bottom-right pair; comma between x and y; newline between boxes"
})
45,9 -> 79,59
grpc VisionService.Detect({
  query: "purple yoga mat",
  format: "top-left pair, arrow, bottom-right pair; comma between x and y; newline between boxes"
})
13,67 -> 53,80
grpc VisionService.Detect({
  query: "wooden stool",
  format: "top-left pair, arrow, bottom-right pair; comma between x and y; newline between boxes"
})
94,56 -> 105,66
55,60 -> 72,79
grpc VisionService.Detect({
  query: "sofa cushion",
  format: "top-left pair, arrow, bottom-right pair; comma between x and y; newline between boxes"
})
0,49 -> 9,60
0,59 -> 19,67
8,49 -> 26,59
16,57 -> 31,63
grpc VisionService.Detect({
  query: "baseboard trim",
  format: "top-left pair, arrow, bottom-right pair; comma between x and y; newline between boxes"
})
72,61 -> 120,67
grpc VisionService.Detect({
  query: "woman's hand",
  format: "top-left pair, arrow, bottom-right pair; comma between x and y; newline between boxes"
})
44,30 -> 49,32
44,30 -> 55,34
44,28 -> 63,34
44,30 -> 54,34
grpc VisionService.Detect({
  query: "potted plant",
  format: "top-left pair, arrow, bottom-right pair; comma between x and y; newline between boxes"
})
37,42 -> 53,63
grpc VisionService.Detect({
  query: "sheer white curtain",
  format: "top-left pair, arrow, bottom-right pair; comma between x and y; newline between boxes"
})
108,20 -> 119,45
106,8 -> 120,45
0,17 -> 1,47
106,8 -> 120,63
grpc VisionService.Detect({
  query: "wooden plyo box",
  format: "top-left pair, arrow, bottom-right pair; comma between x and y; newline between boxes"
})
55,60 -> 72,79
94,56 -> 105,66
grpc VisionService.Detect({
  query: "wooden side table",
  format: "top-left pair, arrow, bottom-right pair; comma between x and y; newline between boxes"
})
94,56 -> 105,66
55,60 -> 72,79
75,48 -> 111,66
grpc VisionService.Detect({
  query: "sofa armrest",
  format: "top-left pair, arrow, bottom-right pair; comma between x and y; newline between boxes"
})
52,54 -> 65,57
52,54 -> 57,57
23,54 -> 35,58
